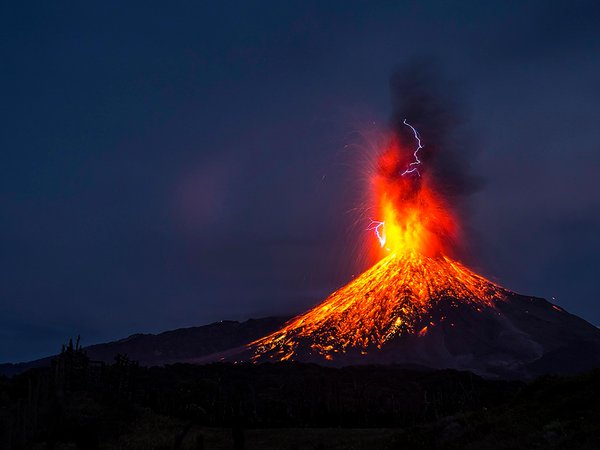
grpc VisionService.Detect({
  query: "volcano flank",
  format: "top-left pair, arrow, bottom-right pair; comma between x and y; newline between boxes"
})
234,250 -> 600,378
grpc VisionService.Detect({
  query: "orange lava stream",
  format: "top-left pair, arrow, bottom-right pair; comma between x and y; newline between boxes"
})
250,250 -> 508,362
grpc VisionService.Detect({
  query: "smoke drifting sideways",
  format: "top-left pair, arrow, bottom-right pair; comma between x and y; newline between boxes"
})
366,62 -> 484,260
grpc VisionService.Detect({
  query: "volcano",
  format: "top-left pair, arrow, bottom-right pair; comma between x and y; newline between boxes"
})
225,111 -> 600,378
242,250 -> 600,378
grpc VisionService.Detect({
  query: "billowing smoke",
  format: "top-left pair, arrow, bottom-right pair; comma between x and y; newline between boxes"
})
389,61 -> 482,202
366,61 -> 483,260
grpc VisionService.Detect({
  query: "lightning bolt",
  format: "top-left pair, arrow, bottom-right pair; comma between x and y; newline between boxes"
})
367,220 -> 386,247
400,119 -> 424,176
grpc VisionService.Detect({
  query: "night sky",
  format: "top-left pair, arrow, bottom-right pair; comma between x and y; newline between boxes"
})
2,1 -> 600,363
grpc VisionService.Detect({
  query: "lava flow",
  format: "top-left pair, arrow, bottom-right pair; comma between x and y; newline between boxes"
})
248,120 -> 510,363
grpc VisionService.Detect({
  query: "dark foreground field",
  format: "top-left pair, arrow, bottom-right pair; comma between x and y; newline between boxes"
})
1,342 -> 599,449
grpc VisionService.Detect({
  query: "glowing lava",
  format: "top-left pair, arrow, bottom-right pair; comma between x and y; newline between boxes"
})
250,250 -> 507,361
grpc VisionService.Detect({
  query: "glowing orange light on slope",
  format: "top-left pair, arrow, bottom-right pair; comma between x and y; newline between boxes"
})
249,250 -> 508,361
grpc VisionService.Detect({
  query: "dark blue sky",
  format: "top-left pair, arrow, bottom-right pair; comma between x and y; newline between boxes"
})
2,1 -> 600,362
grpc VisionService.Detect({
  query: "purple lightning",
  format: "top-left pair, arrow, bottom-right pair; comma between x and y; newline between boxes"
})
400,119 -> 424,176
367,219 -> 386,247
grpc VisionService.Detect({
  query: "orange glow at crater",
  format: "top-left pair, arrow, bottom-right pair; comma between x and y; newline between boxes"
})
370,133 -> 458,259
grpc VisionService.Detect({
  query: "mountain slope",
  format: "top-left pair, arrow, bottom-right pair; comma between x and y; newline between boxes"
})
0,316 -> 287,377
241,251 -> 600,378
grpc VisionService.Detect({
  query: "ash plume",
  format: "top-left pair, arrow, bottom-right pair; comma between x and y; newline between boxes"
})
389,62 -> 482,201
